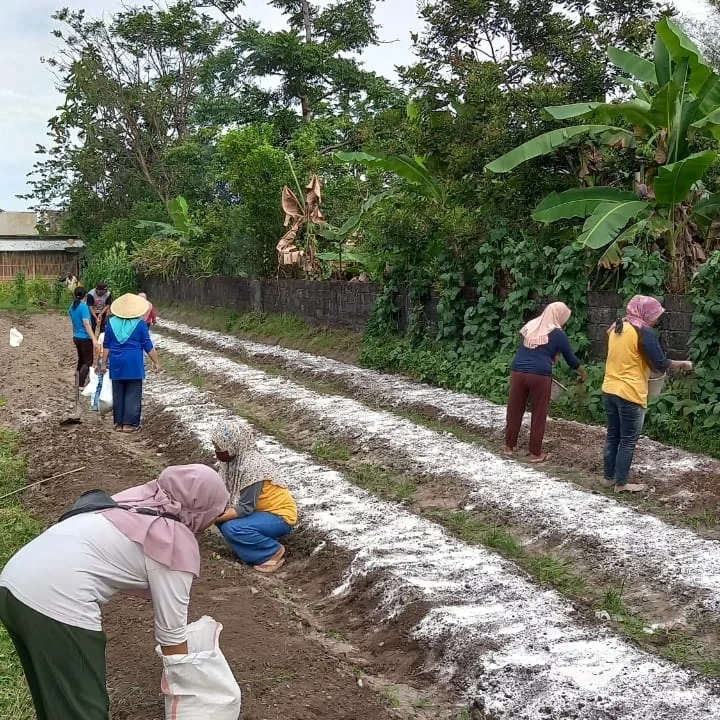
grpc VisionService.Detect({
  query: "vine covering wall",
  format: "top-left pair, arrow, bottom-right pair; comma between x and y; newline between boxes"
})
145,276 -> 692,359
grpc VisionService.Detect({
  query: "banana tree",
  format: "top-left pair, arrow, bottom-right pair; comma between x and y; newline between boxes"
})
277,159 -> 326,274
335,150 -> 449,264
486,17 -> 720,292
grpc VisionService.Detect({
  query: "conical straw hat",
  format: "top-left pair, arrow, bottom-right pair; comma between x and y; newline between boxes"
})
110,293 -> 150,320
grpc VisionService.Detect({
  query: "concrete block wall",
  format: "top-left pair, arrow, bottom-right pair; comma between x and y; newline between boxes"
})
145,277 -> 693,359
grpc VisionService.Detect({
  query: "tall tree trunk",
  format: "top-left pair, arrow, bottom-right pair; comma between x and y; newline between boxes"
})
300,0 -> 313,122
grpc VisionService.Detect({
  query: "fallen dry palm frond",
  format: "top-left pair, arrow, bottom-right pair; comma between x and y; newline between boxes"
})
277,174 -> 325,273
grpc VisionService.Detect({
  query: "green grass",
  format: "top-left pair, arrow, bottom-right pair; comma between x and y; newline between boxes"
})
0,429 -> 40,719
349,463 -> 417,503
161,304 -> 363,362
311,439 -> 352,463
380,685 -> 401,709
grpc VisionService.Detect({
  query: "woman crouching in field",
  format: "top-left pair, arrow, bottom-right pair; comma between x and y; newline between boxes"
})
212,419 -> 298,573
504,301 -> 588,463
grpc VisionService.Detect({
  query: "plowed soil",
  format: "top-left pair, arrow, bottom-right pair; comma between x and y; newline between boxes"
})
0,312 -> 437,720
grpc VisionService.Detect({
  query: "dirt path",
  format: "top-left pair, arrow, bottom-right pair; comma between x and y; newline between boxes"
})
0,313 -> 439,720
159,318 -> 720,514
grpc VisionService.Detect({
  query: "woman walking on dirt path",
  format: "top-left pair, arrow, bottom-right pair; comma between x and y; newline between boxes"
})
602,296 -> 692,493
100,293 -> 160,433
0,464 -> 229,720
212,420 -> 298,573
504,302 -> 588,463
87,282 -> 112,335
69,287 -> 97,389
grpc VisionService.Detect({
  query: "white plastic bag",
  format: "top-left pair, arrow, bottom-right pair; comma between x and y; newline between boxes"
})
9,328 -> 23,347
82,368 -> 99,398
157,616 -> 241,720
98,374 -> 113,415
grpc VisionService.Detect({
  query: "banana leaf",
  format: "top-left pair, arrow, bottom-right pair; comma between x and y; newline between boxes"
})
336,152 -> 443,204
657,16 -> 712,94
653,150 -> 717,205
607,47 -> 658,85
544,100 -> 653,127
485,125 -> 632,173
693,193 -> 720,224
577,201 -> 648,250
532,187 -> 638,223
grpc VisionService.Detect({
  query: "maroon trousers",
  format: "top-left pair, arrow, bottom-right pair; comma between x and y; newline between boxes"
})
505,371 -> 552,457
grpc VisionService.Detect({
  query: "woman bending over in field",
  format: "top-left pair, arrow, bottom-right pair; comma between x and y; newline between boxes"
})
504,301 -> 588,463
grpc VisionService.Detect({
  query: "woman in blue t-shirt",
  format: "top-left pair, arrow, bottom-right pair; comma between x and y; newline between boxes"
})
99,294 -> 161,433
504,302 -> 587,463
68,287 -> 97,388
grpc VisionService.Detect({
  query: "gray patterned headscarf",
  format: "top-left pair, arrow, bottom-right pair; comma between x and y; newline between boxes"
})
211,420 -> 286,505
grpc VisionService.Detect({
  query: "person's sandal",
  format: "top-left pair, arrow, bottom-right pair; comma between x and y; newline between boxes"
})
614,483 -> 647,493
529,453 -> 550,464
255,545 -> 286,574
599,478 -> 615,488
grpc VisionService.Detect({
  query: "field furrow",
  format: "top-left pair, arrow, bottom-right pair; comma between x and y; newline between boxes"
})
145,372 -> 720,720
153,333 -> 720,616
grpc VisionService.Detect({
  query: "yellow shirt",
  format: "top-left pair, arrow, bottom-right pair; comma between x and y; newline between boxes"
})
257,481 -> 298,526
602,322 -> 652,408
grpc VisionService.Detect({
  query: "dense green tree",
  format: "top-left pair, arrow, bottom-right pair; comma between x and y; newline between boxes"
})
23,1 -> 229,218
207,0 -> 397,126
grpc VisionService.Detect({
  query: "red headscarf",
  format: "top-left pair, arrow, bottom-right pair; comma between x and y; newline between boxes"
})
618,295 -> 665,332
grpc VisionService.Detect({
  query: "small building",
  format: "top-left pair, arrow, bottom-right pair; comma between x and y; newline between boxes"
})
0,211 -> 83,281
0,236 -> 84,282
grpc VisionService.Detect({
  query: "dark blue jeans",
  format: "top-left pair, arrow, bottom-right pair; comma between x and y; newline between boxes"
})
112,380 -> 143,428
602,392 -> 646,485
219,512 -> 293,565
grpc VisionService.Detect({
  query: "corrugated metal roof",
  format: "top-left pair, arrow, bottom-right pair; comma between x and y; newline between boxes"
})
0,237 -> 84,252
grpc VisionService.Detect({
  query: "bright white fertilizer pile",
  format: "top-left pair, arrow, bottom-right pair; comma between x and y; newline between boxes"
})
154,333 -> 720,612
146,374 -> 720,719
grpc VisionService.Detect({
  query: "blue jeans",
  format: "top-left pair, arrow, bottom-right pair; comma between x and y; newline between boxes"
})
219,511 -> 293,565
602,392 -> 646,485
112,380 -> 143,428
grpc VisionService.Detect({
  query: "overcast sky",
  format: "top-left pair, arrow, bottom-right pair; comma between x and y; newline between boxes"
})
0,0 -> 709,210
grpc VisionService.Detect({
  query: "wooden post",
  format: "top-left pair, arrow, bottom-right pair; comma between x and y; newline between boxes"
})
32,254 -> 36,279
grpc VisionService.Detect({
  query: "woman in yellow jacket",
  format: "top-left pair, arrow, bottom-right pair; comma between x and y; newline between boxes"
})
212,420 -> 297,573
602,296 -> 692,493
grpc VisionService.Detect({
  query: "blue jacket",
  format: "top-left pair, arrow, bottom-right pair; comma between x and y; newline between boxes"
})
105,320 -> 154,381
511,328 -> 581,377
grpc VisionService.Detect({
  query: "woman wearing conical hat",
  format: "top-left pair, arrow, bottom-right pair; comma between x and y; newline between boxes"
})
99,293 -> 161,433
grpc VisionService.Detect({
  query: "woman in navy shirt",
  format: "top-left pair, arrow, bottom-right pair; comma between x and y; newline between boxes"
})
504,302 -> 587,463
99,294 -> 161,433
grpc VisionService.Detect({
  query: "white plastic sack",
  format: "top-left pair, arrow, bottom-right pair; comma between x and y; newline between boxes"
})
9,328 -> 23,347
82,368 -> 99,398
98,374 -> 113,415
157,616 -> 241,720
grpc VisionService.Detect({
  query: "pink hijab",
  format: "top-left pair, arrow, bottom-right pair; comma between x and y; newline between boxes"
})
623,295 -> 665,330
520,302 -> 572,349
103,464 -> 229,576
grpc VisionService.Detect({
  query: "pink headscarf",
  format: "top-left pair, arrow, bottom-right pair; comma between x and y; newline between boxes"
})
103,464 -> 229,576
623,295 -> 664,330
520,302 -> 572,349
